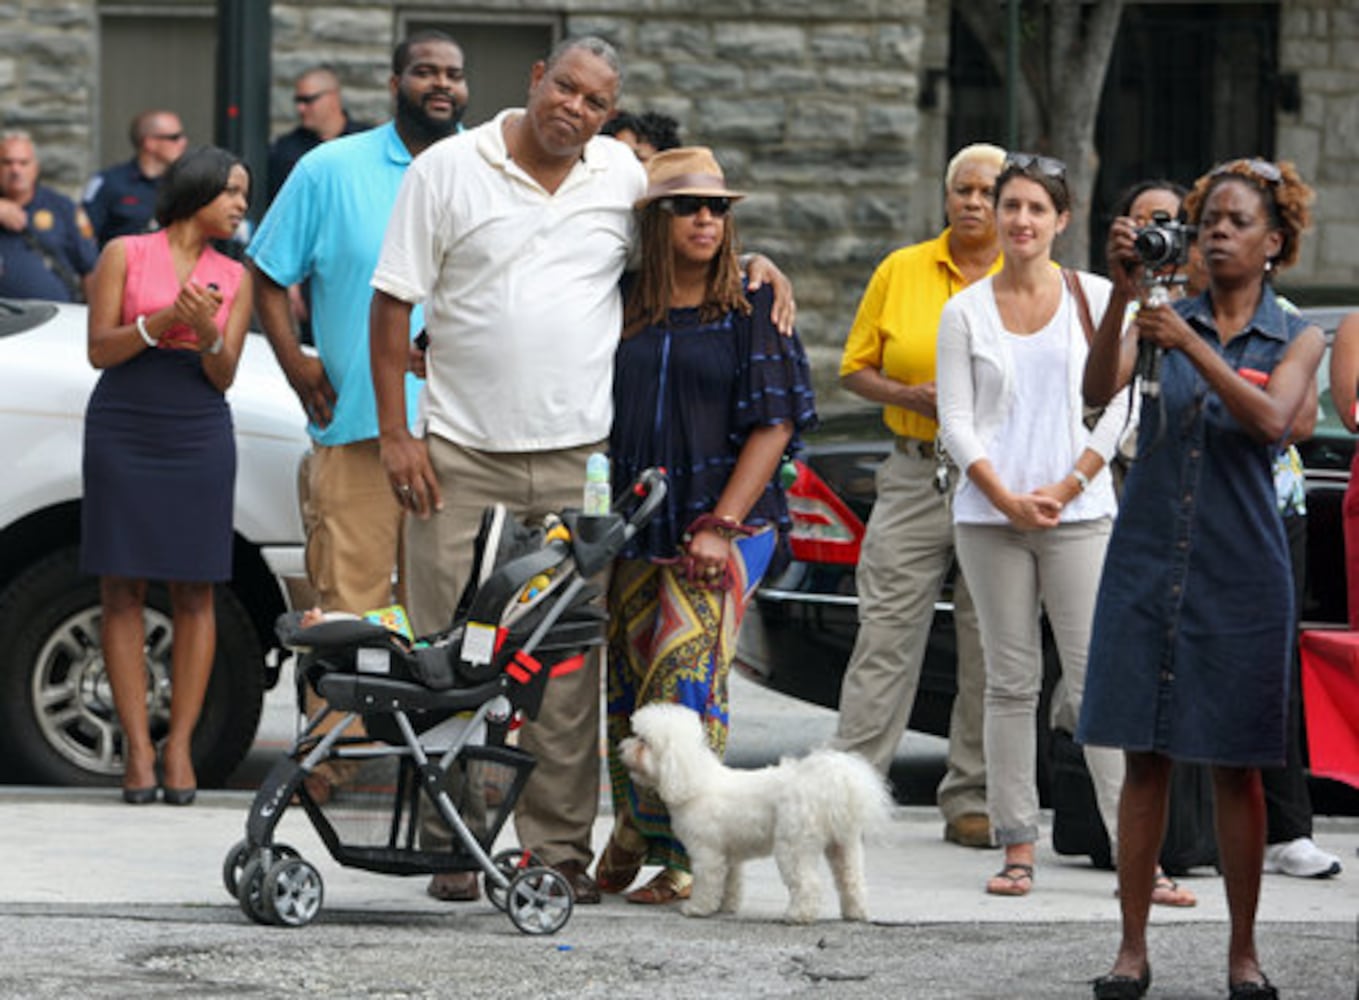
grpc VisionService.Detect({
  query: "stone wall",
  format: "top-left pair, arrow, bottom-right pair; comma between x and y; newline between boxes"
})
3,0 -> 1356,361
265,0 -> 930,399
1277,0 -> 1359,288
0,1 -> 98,194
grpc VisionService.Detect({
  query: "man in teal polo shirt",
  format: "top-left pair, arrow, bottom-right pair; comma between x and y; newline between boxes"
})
245,30 -> 467,824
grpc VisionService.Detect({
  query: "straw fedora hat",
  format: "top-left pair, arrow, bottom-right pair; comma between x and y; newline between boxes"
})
636,146 -> 746,208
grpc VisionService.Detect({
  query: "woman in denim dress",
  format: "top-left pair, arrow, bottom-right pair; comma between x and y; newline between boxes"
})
1079,160 -> 1323,1000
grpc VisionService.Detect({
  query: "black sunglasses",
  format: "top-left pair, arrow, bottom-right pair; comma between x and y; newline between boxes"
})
657,195 -> 733,218
1210,157 -> 1282,185
151,132 -> 185,142
294,90 -> 334,106
1003,152 -> 1067,180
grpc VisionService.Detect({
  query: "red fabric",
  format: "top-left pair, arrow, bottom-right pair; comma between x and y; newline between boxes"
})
1299,629 -> 1359,788
1343,454 -> 1359,629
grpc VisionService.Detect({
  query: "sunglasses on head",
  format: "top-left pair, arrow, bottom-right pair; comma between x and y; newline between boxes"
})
657,195 -> 732,218
294,90 -> 334,106
1210,157 -> 1281,185
1003,152 -> 1067,180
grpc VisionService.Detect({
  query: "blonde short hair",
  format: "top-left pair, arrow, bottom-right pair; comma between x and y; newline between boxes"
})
945,143 -> 1006,190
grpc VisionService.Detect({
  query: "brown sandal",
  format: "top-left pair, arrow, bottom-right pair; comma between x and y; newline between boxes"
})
624,868 -> 693,905
594,835 -> 648,894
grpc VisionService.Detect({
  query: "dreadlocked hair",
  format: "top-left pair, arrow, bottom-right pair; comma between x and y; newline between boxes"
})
622,203 -> 750,338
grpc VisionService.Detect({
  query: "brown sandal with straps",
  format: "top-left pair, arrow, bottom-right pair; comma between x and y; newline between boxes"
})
624,868 -> 693,905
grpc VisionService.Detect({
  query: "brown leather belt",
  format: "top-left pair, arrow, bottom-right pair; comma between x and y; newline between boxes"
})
894,436 -> 935,460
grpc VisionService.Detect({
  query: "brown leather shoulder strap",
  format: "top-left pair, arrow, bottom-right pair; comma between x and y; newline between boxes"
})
1062,267 -> 1096,346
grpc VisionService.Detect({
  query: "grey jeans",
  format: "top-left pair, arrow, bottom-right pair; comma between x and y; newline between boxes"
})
954,518 -> 1124,847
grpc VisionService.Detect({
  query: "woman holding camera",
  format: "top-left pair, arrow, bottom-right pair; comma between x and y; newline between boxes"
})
936,153 -> 1130,899
82,146 -> 253,805
1080,159 -> 1322,1000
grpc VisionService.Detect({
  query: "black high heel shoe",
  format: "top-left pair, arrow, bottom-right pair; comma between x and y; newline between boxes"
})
1093,965 -> 1151,999
122,786 -> 157,805
162,786 -> 196,806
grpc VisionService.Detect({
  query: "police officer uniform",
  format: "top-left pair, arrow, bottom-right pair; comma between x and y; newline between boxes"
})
0,185 -> 98,302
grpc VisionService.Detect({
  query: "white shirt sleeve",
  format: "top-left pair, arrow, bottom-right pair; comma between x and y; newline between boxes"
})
936,294 -> 988,474
371,159 -> 442,305
1076,272 -> 1132,462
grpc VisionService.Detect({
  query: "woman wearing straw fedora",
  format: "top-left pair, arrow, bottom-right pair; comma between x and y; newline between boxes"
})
597,147 -> 818,905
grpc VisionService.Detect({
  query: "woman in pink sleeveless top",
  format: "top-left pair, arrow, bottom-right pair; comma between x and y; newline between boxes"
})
82,146 -> 253,805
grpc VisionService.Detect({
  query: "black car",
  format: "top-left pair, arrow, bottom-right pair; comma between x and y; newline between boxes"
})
735,307 -> 1357,740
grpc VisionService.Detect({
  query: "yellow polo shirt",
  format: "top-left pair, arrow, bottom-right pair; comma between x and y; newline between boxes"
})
839,228 -> 1002,440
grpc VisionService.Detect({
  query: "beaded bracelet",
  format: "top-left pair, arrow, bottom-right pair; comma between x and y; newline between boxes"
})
682,512 -> 755,544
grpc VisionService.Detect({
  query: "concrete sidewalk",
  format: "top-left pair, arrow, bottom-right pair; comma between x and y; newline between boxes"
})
2,786 -> 1352,926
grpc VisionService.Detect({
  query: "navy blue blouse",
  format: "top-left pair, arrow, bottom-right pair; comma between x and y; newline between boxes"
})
1078,286 -> 1311,767
609,284 -> 818,562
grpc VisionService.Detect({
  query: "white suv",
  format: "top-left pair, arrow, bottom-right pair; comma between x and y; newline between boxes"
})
0,297 -> 310,787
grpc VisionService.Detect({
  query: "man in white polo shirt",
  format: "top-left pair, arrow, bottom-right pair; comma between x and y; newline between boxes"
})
370,36 -> 641,905
371,35 -> 790,904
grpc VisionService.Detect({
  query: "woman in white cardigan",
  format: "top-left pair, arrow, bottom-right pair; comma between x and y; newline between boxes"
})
937,153 -> 1129,897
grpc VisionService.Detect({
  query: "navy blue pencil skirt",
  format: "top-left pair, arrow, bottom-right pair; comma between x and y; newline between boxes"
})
81,348 -> 236,582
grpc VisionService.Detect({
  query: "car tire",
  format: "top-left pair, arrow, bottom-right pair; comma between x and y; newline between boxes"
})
0,547 -> 265,787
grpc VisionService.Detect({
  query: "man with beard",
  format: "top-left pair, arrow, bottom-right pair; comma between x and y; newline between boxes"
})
246,30 -> 468,813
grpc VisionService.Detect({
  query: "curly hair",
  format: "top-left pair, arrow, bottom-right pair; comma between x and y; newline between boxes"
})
622,205 -> 749,338
1183,159 -> 1313,272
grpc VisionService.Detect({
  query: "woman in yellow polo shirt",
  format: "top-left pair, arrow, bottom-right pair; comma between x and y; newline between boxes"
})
831,143 -> 1004,849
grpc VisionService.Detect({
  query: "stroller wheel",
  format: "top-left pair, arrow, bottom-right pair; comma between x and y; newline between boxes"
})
236,856 -> 274,925
261,857 -> 325,928
506,866 -> 573,935
222,839 -> 252,899
223,840 -> 300,899
485,848 -> 546,912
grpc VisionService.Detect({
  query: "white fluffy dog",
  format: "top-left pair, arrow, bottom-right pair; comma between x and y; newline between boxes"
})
619,702 -> 892,924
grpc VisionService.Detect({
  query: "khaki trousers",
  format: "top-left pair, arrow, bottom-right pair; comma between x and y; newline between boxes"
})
831,447 -> 988,821
298,441 -> 403,757
409,434 -> 605,868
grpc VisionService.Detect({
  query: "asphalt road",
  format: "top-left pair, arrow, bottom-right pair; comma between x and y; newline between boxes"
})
0,668 -> 1351,998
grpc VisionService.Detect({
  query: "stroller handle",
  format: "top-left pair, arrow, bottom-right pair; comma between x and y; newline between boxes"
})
615,466 -> 668,538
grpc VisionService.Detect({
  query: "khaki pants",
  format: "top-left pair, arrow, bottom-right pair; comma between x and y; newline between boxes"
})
299,441 -> 404,765
410,435 -> 605,868
831,447 -> 988,822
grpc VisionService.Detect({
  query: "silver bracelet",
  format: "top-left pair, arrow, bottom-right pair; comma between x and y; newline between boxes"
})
135,314 -> 157,348
1071,468 -> 1091,492
207,335 -> 224,355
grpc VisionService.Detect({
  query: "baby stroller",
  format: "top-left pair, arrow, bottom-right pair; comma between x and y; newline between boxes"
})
222,468 -> 666,933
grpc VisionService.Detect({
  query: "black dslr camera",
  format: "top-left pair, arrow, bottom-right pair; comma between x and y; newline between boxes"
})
1133,210 -> 1197,270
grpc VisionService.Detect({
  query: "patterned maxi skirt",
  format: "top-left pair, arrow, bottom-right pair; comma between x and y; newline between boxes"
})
605,529 -> 776,871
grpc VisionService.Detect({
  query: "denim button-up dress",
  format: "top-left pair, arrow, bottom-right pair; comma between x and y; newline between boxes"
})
1078,287 -> 1309,767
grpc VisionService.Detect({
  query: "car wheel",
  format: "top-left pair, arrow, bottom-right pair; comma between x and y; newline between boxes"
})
0,547 -> 265,787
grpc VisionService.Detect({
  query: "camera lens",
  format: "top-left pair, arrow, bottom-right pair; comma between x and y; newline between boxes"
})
1134,228 -> 1174,267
